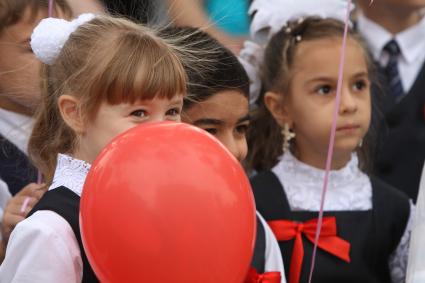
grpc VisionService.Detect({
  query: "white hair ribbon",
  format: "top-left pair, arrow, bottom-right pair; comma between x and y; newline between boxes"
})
31,13 -> 96,65
239,0 -> 353,104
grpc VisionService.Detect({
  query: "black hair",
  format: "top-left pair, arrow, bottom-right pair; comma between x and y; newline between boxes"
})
99,0 -> 151,23
159,26 -> 249,109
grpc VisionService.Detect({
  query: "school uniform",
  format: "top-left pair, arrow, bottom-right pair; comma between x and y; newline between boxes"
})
0,108 -> 36,232
0,154 -> 285,283
357,14 -> 425,201
406,162 -> 425,282
0,154 -> 91,283
251,152 -> 414,283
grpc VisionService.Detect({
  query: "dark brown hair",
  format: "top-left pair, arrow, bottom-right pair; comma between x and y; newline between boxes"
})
246,17 -> 376,173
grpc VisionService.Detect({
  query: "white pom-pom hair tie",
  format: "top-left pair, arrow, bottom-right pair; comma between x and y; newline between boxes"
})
31,13 -> 96,65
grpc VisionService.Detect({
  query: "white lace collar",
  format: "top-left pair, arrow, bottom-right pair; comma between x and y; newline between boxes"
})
49,154 -> 91,197
272,151 -> 372,211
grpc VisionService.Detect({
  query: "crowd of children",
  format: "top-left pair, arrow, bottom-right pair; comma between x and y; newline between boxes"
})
0,0 -> 424,282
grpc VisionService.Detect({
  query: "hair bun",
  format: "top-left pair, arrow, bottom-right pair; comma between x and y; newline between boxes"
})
31,13 -> 96,65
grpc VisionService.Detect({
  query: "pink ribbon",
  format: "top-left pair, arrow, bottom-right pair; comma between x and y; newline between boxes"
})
307,1 -> 353,282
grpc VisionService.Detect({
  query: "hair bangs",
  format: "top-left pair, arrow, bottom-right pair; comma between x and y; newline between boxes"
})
89,31 -> 187,105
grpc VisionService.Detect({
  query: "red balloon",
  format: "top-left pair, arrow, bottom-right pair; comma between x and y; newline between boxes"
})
80,122 -> 256,283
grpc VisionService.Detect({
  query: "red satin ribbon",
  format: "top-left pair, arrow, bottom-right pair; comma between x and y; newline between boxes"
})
244,267 -> 282,283
268,216 -> 350,283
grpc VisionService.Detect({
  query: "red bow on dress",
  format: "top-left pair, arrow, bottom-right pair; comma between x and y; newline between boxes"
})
244,267 -> 282,283
268,216 -> 350,283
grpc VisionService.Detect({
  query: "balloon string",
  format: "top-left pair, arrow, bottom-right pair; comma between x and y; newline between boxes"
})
307,1 -> 352,282
37,171 -> 43,184
48,0 -> 54,17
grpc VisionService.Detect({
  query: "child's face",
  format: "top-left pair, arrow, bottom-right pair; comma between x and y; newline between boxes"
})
0,7 -> 48,115
80,95 -> 184,163
182,91 -> 249,162
284,38 -> 371,163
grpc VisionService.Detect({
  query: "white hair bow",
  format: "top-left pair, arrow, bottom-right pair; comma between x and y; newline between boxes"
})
239,0 -> 353,104
31,13 -> 96,65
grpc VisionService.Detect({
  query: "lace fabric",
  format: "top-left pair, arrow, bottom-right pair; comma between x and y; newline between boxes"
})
271,151 -> 412,282
272,152 -> 372,211
49,154 -> 91,197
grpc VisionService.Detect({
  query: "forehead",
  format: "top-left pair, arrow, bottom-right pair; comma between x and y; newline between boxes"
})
184,91 -> 248,121
291,37 -> 368,80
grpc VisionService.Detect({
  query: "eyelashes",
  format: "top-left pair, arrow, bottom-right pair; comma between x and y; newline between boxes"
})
130,109 -> 146,117
313,79 -> 370,96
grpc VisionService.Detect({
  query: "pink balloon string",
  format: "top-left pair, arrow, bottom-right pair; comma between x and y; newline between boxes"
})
48,0 -> 54,17
307,1 -> 352,282
37,171 -> 43,184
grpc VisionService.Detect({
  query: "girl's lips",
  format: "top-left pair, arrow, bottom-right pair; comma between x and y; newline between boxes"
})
337,124 -> 360,131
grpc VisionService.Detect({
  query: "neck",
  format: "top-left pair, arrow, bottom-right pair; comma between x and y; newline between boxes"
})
294,148 -> 352,171
0,98 -> 33,117
359,3 -> 423,34
71,144 -> 94,165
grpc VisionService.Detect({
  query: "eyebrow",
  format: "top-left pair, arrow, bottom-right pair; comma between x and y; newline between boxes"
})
305,71 -> 369,84
305,76 -> 334,84
237,115 -> 250,123
193,118 -> 223,126
352,71 -> 369,79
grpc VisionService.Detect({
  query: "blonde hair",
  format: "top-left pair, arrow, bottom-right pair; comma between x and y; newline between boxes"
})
28,16 -> 187,183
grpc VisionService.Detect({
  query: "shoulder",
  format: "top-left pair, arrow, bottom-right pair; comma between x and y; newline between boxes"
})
0,211 -> 82,282
9,210 -> 80,258
257,212 -> 285,277
371,176 -> 410,207
18,210 -> 76,237
250,170 -> 281,191
370,176 -> 412,246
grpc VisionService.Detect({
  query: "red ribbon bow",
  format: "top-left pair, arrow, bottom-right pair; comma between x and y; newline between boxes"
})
244,267 -> 282,283
268,216 -> 350,283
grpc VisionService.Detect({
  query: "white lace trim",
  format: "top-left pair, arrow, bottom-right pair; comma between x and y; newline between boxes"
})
49,154 -> 91,197
271,151 -> 413,281
389,202 -> 415,283
272,152 -> 372,211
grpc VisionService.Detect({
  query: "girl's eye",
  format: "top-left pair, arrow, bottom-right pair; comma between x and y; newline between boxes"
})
204,128 -> 218,135
235,124 -> 248,135
316,85 -> 333,95
166,108 -> 180,116
353,80 -> 368,92
130,110 -> 147,117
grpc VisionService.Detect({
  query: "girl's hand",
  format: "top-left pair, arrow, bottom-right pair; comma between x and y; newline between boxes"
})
1,183 -> 47,244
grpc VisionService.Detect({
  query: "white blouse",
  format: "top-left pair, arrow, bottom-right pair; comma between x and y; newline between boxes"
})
357,13 -> 425,95
272,152 -> 414,283
0,154 -> 285,282
0,154 -> 89,283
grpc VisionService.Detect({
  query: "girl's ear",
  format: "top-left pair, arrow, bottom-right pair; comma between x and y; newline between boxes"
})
58,95 -> 85,134
264,91 -> 292,127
